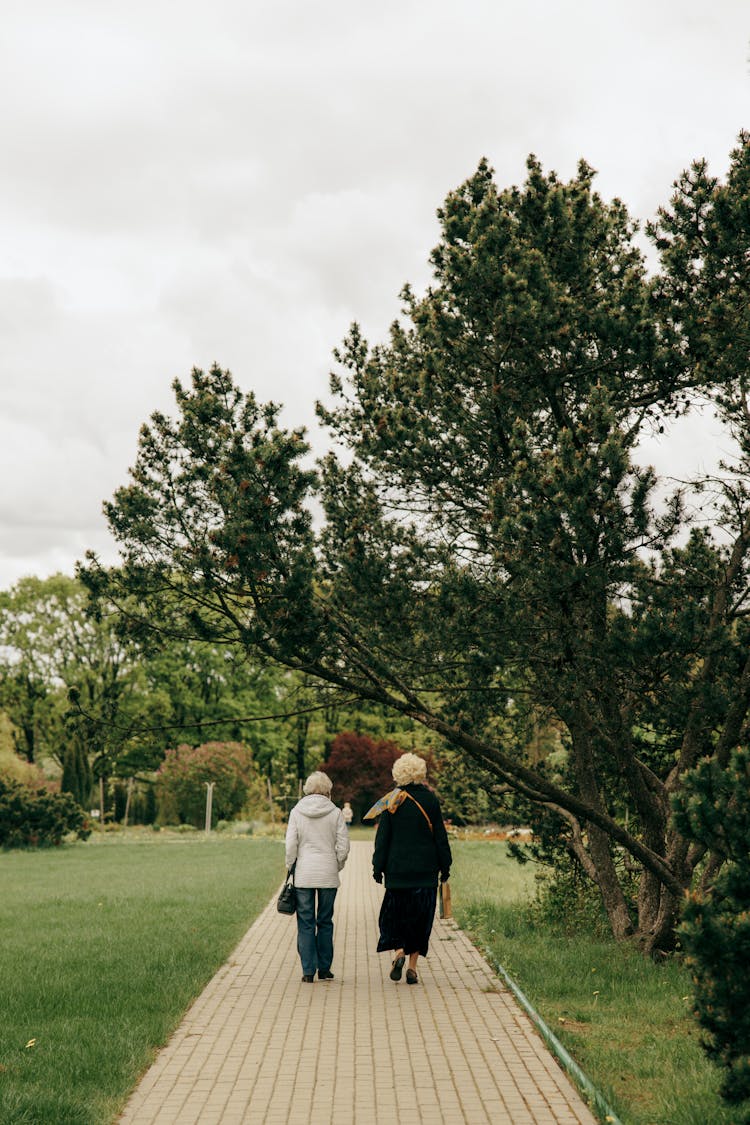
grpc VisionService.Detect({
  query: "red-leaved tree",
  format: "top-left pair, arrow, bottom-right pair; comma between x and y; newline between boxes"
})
321,732 -> 402,823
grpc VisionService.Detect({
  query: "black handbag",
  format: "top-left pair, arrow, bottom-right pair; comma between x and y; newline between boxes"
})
277,865 -> 296,915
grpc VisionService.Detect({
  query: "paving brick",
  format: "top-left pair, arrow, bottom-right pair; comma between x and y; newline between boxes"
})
118,841 -> 598,1124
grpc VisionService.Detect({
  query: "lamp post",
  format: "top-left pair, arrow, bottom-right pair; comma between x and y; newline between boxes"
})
204,781 -> 215,835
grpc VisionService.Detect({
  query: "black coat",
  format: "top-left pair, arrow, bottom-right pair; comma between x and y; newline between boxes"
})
372,783 -> 452,889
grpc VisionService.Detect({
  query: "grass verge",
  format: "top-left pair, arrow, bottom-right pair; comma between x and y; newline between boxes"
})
0,832 -> 283,1124
450,841 -> 733,1125
0,830 -> 733,1125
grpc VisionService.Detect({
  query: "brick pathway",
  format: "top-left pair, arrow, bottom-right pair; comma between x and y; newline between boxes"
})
119,841 -> 598,1124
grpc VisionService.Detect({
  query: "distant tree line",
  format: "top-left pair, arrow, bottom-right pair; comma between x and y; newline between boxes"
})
0,574 -> 484,826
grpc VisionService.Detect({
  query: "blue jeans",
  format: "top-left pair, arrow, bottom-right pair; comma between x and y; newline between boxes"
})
295,887 -> 337,976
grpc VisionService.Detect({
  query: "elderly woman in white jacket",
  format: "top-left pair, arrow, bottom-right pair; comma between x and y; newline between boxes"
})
285,771 -> 350,983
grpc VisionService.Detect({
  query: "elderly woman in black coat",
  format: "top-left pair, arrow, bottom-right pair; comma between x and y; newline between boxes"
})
372,752 -> 452,985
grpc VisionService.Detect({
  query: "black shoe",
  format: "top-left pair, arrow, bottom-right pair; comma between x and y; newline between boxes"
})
406,968 -> 418,985
318,969 -> 334,980
301,974 -> 314,983
390,955 -> 405,981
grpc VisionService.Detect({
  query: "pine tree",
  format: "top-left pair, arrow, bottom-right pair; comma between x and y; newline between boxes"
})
61,736 -> 92,808
673,747 -> 750,1115
86,137 -> 750,952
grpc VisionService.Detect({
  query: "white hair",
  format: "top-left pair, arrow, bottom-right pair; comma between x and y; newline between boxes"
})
392,753 -> 427,787
303,771 -> 333,796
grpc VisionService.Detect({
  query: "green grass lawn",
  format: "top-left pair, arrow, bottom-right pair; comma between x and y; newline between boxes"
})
0,832 -> 283,1125
450,840 -> 735,1125
0,829 -> 736,1125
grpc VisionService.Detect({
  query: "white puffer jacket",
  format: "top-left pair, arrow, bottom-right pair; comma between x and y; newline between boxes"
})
285,795 -> 350,888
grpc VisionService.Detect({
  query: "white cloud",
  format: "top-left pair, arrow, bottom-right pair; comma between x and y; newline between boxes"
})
0,0 -> 748,586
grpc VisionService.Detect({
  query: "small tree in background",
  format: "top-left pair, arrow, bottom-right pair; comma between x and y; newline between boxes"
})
60,732 -> 93,808
321,732 -> 402,822
155,741 -> 260,827
672,747 -> 750,1117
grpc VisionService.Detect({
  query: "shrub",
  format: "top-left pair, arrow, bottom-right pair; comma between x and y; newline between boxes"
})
0,775 -> 91,848
528,864 -> 612,940
155,742 -> 259,827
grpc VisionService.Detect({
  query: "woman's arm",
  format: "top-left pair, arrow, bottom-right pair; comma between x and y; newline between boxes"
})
432,799 -> 453,880
285,810 -> 299,869
335,810 -> 350,869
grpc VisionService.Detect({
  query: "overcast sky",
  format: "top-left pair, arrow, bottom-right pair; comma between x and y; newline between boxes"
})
0,0 -> 747,588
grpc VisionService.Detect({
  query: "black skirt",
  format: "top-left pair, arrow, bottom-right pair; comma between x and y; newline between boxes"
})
376,886 -> 438,957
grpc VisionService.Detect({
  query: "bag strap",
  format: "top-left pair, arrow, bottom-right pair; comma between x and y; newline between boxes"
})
403,791 -> 433,834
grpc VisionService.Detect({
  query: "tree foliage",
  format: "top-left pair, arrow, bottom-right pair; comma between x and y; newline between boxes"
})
85,135 -> 750,951
60,734 -> 93,808
320,731 -> 402,821
0,574 -> 147,784
0,713 -> 51,789
155,741 -> 260,827
0,573 -> 294,817
673,748 -> 750,1115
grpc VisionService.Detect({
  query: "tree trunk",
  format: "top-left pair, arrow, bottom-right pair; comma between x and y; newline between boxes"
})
567,720 -> 634,939
698,851 -> 724,893
635,887 -> 682,957
588,824 -> 634,939
294,713 -> 309,784
635,804 -> 673,936
636,827 -> 696,955
636,866 -> 662,936
123,777 -> 135,827
19,722 -> 35,763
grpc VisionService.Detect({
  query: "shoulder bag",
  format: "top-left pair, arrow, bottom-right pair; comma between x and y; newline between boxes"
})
277,864 -> 297,915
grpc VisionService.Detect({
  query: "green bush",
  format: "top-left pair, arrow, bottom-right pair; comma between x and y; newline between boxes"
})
155,742 -> 260,827
529,864 -> 613,939
0,775 -> 91,848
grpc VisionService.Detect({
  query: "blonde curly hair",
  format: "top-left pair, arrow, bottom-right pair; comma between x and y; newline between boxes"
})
392,753 -> 427,787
